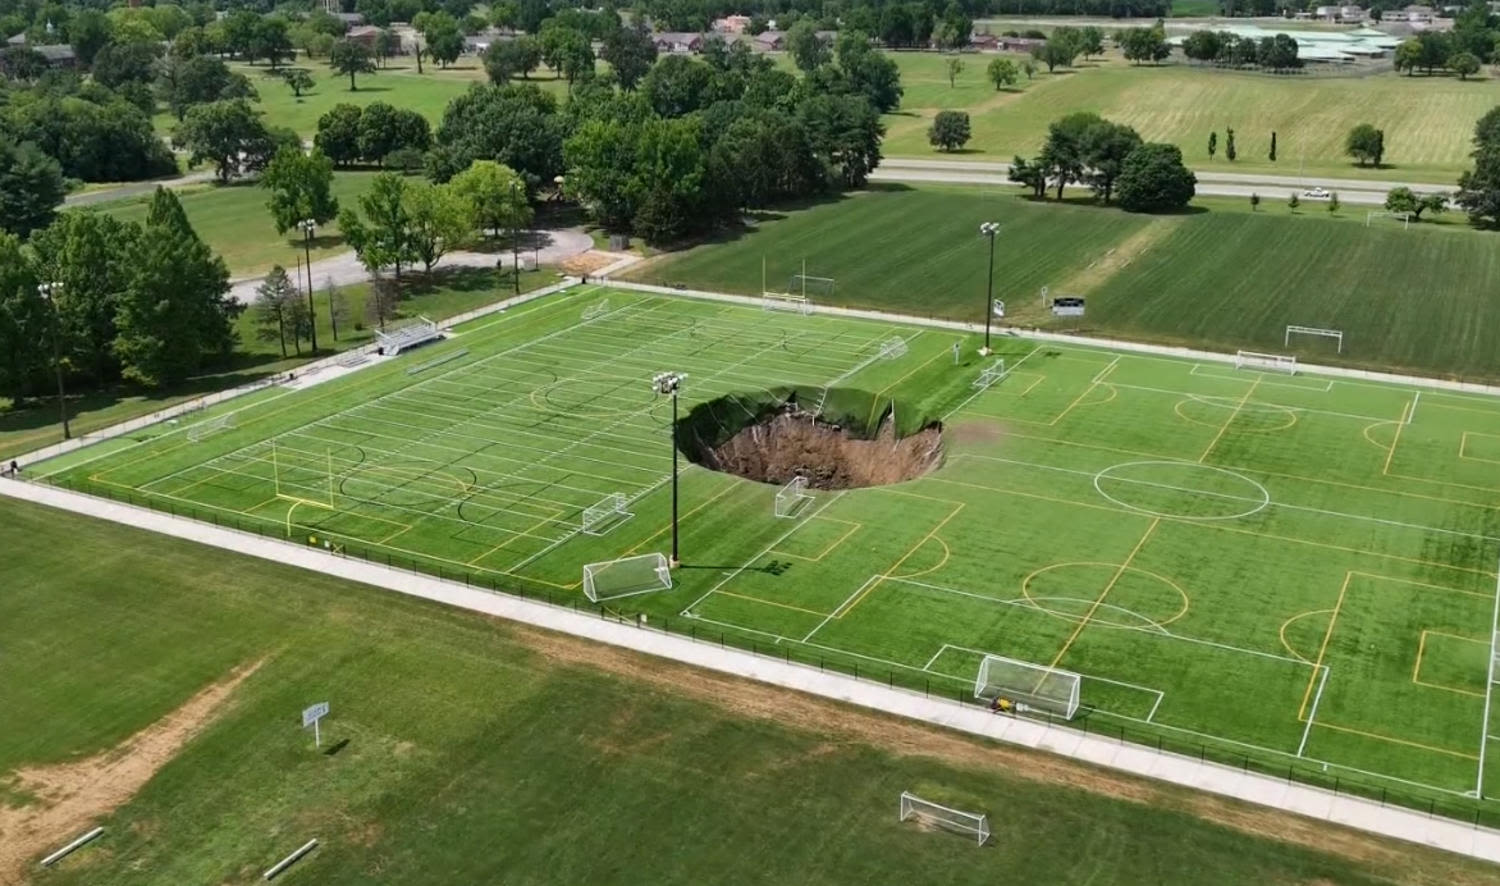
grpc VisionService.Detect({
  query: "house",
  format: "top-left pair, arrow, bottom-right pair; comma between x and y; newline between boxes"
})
334,12 -> 365,27
754,29 -> 784,50
970,32 -> 999,51
996,36 -> 1045,53
653,31 -> 704,53
465,28 -> 515,54
713,15 -> 751,33
346,25 -> 381,49
1402,4 -> 1436,22
32,43 -> 76,68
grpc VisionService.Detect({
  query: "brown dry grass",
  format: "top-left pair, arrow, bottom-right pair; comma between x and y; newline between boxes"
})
509,622 -> 1494,886
0,658 -> 266,886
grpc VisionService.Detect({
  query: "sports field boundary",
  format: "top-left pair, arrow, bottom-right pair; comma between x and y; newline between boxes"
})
13,277 -> 580,470
4,475 -> 1500,866
605,281 -> 1500,400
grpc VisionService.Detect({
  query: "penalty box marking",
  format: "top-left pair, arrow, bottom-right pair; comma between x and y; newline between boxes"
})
1413,630 -> 1491,699
768,515 -> 865,562
923,642 -> 1166,722
1460,431 -> 1500,465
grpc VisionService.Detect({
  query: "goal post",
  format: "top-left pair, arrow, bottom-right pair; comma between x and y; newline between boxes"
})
583,553 -> 672,603
879,337 -> 908,360
785,274 -> 835,300
581,492 -> 632,535
774,475 -> 813,518
1366,210 -> 1410,229
972,358 -> 1007,391
1285,325 -> 1344,354
1234,350 -> 1297,375
899,792 -> 990,846
762,293 -> 814,315
974,654 -> 1081,720
187,413 -> 235,442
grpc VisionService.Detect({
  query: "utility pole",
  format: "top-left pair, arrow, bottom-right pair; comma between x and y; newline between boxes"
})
37,281 -> 70,440
651,371 -> 684,567
979,222 -> 999,356
300,218 -> 319,352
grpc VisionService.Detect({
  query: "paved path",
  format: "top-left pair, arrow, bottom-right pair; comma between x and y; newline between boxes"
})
2,473 -> 1498,865
227,229 -> 595,302
64,170 -> 218,207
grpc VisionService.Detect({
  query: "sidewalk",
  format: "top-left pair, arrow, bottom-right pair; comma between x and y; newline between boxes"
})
3,475 -> 1499,865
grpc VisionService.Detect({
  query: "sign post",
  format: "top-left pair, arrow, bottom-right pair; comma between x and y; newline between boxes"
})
302,702 -> 329,748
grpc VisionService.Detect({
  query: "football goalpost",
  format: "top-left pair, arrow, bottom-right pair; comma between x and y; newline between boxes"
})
581,492 -> 632,535
187,413 -> 235,442
1285,325 -> 1344,354
774,475 -> 813,518
761,257 -> 829,313
899,792 -> 990,846
1235,350 -> 1297,375
582,552 -> 673,603
972,358 -> 1007,391
1366,210 -> 1411,230
974,654 -> 1081,720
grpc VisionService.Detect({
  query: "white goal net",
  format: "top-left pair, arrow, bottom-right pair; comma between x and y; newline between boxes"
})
187,414 -> 235,442
1235,350 -> 1297,375
762,293 -> 814,315
583,553 -> 672,603
1285,325 -> 1343,354
582,299 -> 610,321
774,475 -> 813,518
899,792 -> 989,846
879,337 -> 908,360
581,492 -> 632,535
972,358 -> 1007,391
974,654 -> 1081,720
785,274 -> 835,299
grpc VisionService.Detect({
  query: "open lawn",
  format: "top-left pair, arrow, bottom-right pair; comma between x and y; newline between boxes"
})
625,186 -> 1500,383
883,58 -> 1500,183
33,284 -> 1500,829
8,496 -> 1486,885
86,171 -> 380,278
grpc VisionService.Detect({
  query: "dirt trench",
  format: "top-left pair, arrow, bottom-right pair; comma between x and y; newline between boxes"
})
689,409 -> 944,489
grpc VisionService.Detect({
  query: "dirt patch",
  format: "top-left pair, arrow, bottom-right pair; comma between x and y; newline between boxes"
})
0,658 -> 266,885
1050,218 -> 1180,298
507,624 -> 1493,886
559,250 -> 625,276
688,409 -> 943,490
946,420 -> 1007,448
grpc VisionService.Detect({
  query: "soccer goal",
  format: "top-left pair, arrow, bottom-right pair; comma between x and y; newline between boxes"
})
785,274 -> 835,300
762,293 -> 814,315
581,299 -> 610,321
899,792 -> 990,846
879,337 -> 908,360
187,413 -> 235,442
972,358 -> 1007,391
1285,325 -> 1344,354
974,654 -> 1081,720
774,475 -> 813,518
1366,210 -> 1410,230
581,492 -> 632,535
1235,350 -> 1297,375
583,553 -> 673,603
376,317 -> 440,356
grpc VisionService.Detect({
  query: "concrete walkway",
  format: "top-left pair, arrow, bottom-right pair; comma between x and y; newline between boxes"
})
3,475 -> 1499,865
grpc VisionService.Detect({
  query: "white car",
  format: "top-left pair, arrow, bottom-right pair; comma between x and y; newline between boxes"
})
1302,187 -> 1331,199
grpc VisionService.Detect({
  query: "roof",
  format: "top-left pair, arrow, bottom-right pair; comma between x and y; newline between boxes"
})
33,43 -> 74,61
6,32 -> 26,45
653,31 -> 703,43
335,12 -> 364,23
347,25 -> 381,38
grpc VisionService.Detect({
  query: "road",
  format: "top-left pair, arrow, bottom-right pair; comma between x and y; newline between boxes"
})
63,170 -> 218,207
872,158 -> 1450,207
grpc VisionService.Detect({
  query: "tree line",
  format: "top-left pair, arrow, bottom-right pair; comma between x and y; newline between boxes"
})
1008,113 -> 1196,213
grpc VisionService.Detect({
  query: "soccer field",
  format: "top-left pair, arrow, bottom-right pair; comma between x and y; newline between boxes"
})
36,285 -> 1500,820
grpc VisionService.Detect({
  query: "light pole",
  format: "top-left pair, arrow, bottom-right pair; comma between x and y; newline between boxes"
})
37,281 -> 70,440
300,218 -> 319,351
651,371 -> 684,567
978,221 -> 999,356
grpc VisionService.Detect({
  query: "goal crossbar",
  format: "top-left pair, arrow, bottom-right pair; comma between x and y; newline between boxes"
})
972,358 -> 1007,391
1285,325 -> 1343,353
581,492 -> 632,535
583,552 -> 672,603
974,653 -> 1081,719
1366,210 -> 1410,229
879,337 -> 908,360
762,293 -> 813,315
581,299 -> 610,321
1235,350 -> 1297,375
774,475 -> 813,518
187,413 -> 235,442
899,792 -> 990,846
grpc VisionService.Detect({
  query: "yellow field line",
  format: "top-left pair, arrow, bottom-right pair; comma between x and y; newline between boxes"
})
1304,720 -> 1480,760
866,347 -> 952,425
1350,570 -> 1491,598
621,478 -> 741,558
1298,571 -> 1353,721
769,518 -> 864,562
836,503 -> 965,621
467,506 -> 567,566
1198,375 -> 1261,463
1048,517 -> 1160,670
714,590 -> 829,617
1048,357 -> 1120,426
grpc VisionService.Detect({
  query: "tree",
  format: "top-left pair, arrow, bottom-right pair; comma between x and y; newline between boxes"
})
1182,30 -> 1223,62
987,57 -> 1019,90
315,104 -> 365,167
1386,186 -> 1448,220
358,103 -> 431,164
1022,59 -> 1037,80
374,29 -> 400,67
324,277 -> 349,341
1116,143 -> 1196,213
839,38 -> 903,113
281,67 -> 316,99
1395,38 -> 1422,75
1288,191 -> 1301,211
539,26 -> 594,91
641,55 -> 716,118
1083,120 -> 1143,203
0,139 -> 64,238
92,40 -> 162,90
1,46 -> 48,81
1417,31 -> 1452,75
427,27 -> 464,68
167,56 -> 257,120
601,23 -> 657,90
253,265 -> 294,357
366,273 -> 400,331
1032,36 -> 1079,72
786,21 -> 829,72
946,55 -> 964,88
1269,131 -> 1277,162
1037,111 -> 1099,199
113,188 -> 235,386
262,147 -> 340,236
69,10 -> 113,68
0,233 -> 47,405
1008,155 -> 1046,198
1250,192 -> 1260,211
175,99 -> 285,183
928,110 -> 971,152
1346,123 -> 1384,167
1208,131 -> 1217,160
1119,26 -> 1169,65
338,172 -> 413,279
330,39 -> 376,91
1450,50 -> 1481,80
429,84 -> 565,187
1459,107 -> 1500,226
1328,191 -> 1340,213
449,160 -> 531,240
28,212 -> 138,384
403,181 -> 474,273
798,93 -> 883,189
1079,26 -> 1105,60
1226,127 -> 1237,162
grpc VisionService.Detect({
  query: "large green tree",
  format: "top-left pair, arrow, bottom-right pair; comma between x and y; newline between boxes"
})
0,233 -> 48,404
1115,143 -> 1196,212
176,99 -> 292,182
314,103 -> 365,167
1345,123 -> 1385,167
1082,120 -> 1143,204
1458,107 -> 1500,226
330,39 -> 377,90
786,21 -> 829,72
927,110 -> 971,152
0,139 -> 64,239
338,172 -> 414,279
29,212 -> 140,384
428,84 -> 565,186
449,160 -> 532,240
165,55 -> 258,121
403,181 -> 475,273
601,22 -> 657,90
261,147 -> 341,235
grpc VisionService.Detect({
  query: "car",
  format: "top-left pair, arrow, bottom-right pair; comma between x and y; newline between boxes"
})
1302,187 -> 1331,199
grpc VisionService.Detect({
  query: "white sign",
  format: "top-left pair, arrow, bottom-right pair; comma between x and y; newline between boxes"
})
992,300 -> 1005,318
302,702 -> 329,728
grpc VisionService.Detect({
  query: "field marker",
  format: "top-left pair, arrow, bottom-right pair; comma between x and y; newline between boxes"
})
1381,398 -> 1412,476
1296,666 -> 1329,757
1477,549 -> 1500,797
1047,356 -> 1120,426
264,838 -> 318,880
1198,375 -> 1260,463
1408,390 -> 1420,425
1297,572 -> 1352,722
1047,518 -> 1160,670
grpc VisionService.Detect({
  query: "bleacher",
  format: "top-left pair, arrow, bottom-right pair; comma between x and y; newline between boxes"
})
376,317 -> 441,356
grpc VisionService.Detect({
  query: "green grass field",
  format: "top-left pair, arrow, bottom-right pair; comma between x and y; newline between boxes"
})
626,186 -> 1500,383
12,497 -> 1486,885
33,284 -> 1500,826
882,58 -> 1500,183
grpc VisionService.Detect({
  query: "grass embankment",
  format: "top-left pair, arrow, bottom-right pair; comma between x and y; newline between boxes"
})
2,495 -> 1488,886
624,185 -> 1500,382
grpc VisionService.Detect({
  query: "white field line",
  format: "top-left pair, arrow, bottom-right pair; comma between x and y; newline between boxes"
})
800,575 -> 880,643
1190,363 -> 1334,392
1479,551 -> 1500,796
940,344 -> 1047,422
1109,381 -> 1400,424
1409,390 -> 1421,426
1298,665 -> 1331,757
